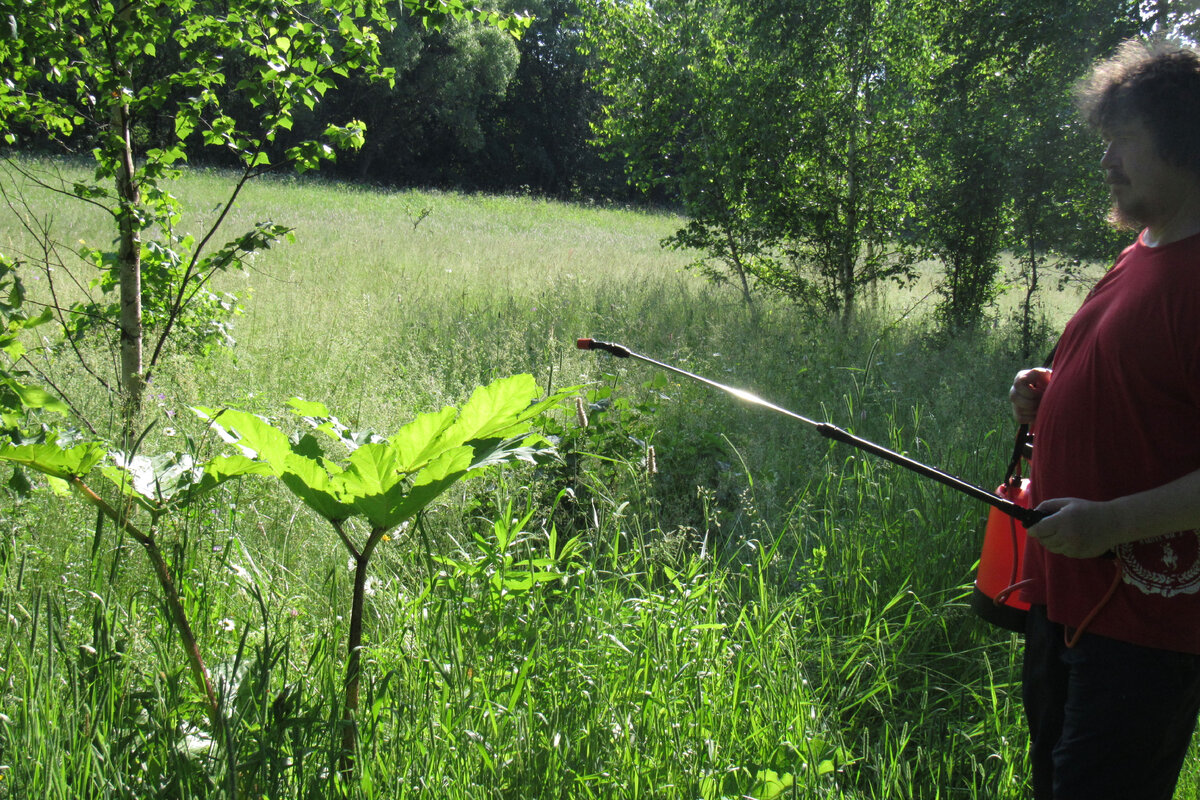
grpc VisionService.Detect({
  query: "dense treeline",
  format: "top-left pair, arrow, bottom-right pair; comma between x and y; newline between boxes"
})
322,0 -> 632,196
12,3 -> 1193,200
2,0 -> 615,195
4,1 -> 1199,328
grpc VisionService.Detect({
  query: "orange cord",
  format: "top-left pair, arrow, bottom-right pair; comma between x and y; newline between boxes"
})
1064,561 -> 1125,648
994,578 -> 1035,607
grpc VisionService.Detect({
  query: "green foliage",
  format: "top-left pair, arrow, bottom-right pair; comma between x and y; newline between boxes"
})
430,494 -> 588,650
469,0 -> 621,197
0,430 -> 273,759
100,451 -> 268,514
919,0 -> 1139,332
583,0 -> 938,322
1001,5 -> 1139,351
583,0 -> 1150,330
0,255 -> 67,434
194,374 -> 569,773
0,439 -> 105,481
0,1 -> 399,164
331,4 -> 525,182
0,0 -> 396,426
406,0 -> 533,37
0,0 -> 530,434
67,214 -> 295,355
197,375 -> 565,531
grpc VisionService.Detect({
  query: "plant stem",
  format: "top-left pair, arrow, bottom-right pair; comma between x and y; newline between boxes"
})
339,525 -> 389,779
69,479 -> 223,735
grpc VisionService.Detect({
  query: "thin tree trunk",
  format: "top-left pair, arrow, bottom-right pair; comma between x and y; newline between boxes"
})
1021,207 -> 1040,358
1152,0 -> 1170,32
105,2 -> 145,443
840,120 -> 860,327
722,225 -> 758,322
838,2 -> 870,328
114,94 -> 144,443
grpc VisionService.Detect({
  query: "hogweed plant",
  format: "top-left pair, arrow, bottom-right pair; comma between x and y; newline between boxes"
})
195,373 -> 571,776
0,433 -> 269,796
0,372 -> 569,790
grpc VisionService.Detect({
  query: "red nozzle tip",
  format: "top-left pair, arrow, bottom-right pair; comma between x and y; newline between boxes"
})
576,338 -> 594,350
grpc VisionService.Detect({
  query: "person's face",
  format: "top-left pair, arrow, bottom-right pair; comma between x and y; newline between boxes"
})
1100,117 -> 1194,232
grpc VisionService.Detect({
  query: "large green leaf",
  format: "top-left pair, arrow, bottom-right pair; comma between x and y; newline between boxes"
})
196,405 -> 357,521
266,443 -> 358,522
1,377 -> 69,414
288,397 -> 385,451
0,441 -> 105,479
102,452 -> 198,511
195,407 -> 295,469
287,398 -> 331,418
389,406 -> 460,471
466,434 -> 552,472
281,470 -> 357,522
203,453 -> 275,490
341,441 -> 408,498
198,376 -> 568,531
342,443 -> 474,529
101,451 -> 272,512
437,374 -> 543,448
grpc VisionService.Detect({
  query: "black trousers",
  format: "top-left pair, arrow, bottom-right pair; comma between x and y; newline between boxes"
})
1023,605 -> 1200,800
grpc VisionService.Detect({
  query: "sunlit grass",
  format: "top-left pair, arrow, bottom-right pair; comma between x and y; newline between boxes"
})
4,159 -> 1188,799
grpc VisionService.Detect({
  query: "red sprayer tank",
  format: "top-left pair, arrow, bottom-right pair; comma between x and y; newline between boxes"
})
970,478 -> 1032,632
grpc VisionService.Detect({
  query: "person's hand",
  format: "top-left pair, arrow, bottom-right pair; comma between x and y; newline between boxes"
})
1010,368 -> 1052,424
1026,497 -> 1124,559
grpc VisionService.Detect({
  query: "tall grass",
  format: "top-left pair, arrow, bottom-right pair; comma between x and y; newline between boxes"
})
0,160 -> 1183,798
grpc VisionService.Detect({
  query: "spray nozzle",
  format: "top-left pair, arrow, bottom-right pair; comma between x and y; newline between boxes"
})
576,337 -> 631,357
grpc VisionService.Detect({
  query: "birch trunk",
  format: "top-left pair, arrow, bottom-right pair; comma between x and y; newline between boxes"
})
113,94 -> 144,442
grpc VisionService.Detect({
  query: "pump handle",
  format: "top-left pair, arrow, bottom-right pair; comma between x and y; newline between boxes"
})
1016,506 -> 1049,528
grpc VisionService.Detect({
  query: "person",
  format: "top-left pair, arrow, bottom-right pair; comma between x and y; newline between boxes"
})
1009,38 -> 1200,800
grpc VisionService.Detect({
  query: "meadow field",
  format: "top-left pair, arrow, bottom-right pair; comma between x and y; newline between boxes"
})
0,162 -> 1189,798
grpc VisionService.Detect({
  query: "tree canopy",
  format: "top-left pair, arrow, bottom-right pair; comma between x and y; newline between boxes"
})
581,0 -> 1151,326
2,0 -> 1185,331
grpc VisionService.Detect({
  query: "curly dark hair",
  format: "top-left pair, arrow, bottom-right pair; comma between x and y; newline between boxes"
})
1077,39 -> 1200,178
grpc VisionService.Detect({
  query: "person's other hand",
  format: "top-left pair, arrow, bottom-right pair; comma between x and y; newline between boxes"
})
1010,368 -> 1052,425
1026,497 -> 1122,559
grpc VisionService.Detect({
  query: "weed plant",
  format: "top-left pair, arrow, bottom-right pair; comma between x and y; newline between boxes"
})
1,161 -> 1187,798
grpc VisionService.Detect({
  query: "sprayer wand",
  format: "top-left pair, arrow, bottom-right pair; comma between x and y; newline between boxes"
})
577,337 -> 1047,528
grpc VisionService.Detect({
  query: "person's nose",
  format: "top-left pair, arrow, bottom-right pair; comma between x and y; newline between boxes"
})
1100,141 -> 1119,170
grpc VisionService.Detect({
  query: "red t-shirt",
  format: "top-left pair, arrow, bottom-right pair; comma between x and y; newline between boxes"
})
1023,230 -> 1200,653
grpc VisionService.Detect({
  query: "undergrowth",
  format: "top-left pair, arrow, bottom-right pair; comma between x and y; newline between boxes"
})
0,164 -> 1140,798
